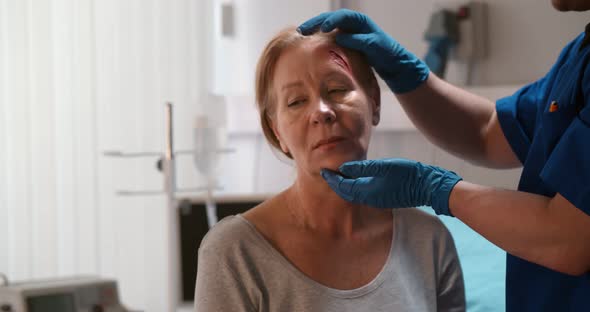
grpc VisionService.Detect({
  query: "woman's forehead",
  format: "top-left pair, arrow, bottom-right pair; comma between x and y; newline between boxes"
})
297,38 -> 347,61
275,39 -> 353,80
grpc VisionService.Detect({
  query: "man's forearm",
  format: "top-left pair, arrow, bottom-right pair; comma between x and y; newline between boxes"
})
450,181 -> 590,276
395,74 -> 496,166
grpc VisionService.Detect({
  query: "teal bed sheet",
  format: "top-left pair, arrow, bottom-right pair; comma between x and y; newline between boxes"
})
420,207 -> 506,312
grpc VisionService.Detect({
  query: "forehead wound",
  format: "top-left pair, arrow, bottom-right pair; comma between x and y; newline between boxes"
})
328,50 -> 351,74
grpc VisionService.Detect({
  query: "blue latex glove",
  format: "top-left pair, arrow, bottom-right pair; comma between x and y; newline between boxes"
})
320,158 -> 462,216
298,9 -> 430,93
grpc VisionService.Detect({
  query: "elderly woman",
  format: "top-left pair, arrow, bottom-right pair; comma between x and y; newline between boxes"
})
194,27 -> 465,312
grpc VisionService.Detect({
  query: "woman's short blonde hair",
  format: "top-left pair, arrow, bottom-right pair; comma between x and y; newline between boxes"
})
255,27 -> 379,159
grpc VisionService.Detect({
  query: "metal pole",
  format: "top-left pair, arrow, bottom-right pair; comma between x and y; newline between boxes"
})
164,102 -> 180,312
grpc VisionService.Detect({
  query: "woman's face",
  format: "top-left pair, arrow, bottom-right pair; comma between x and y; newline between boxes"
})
270,38 -> 380,175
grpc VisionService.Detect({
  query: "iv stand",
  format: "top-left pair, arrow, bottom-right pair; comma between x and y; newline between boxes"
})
164,102 -> 180,312
103,102 -> 234,311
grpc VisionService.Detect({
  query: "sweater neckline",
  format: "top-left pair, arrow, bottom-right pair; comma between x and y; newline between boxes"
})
235,210 -> 399,299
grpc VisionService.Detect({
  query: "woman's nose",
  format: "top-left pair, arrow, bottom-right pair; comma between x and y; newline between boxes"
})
311,100 -> 336,125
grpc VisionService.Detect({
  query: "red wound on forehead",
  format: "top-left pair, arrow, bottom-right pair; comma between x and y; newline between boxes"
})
329,50 -> 351,74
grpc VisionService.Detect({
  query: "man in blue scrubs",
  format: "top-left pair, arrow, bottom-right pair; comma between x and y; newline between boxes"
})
299,2 -> 590,312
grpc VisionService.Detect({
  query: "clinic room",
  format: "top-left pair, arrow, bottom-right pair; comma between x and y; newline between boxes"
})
2,0 -> 590,311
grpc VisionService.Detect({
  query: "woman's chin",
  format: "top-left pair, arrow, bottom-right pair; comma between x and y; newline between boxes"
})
317,155 -> 365,173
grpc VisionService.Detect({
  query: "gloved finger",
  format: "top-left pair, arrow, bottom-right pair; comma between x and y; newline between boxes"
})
338,159 -> 385,178
297,11 -> 332,35
320,169 -> 357,202
320,9 -> 371,33
334,33 -> 373,53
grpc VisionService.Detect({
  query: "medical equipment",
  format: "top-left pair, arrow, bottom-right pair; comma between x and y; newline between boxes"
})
193,114 -> 227,227
0,276 -> 134,312
423,8 -> 459,77
103,103 -> 232,214
192,93 -> 229,227
103,103 -> 234,312
424,1 -> 487,82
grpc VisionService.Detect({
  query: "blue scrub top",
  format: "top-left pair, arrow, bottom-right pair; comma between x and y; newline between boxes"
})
496,26 -> 590,312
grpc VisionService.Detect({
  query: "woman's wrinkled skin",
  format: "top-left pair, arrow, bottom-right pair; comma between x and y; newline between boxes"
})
269,38 -> 380,179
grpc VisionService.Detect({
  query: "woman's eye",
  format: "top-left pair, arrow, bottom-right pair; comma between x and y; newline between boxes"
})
328,88 -> 348,94
288,99 -> 305,107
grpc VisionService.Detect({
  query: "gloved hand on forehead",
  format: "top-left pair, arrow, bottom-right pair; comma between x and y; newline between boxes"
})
320,158 -> 462,216
298,9 -> 430,94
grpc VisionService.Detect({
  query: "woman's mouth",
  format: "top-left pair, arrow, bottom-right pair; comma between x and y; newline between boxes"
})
313,136 -> 346,150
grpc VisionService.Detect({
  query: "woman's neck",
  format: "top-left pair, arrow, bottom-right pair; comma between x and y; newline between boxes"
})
285,172 -> 373,239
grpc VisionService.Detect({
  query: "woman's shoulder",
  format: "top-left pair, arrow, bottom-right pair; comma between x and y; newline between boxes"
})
396,207 -> 446,225
198,214 -> 262,258
241,191 -> 290,236
199,194 -> 282,257
197,198 -> 286,286
394,208 -> 453,240
393,208 -> 459,265
200,214 -> 245,243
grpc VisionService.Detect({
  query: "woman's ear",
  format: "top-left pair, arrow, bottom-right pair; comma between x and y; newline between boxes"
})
268,114 -> 290,154
278,135 -> 290,155
370,80 -> 381,126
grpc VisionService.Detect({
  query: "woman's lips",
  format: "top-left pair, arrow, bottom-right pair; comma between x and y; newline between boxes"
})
313,137 -> 346,150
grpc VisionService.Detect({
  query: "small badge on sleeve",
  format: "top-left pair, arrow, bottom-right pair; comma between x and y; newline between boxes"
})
549,101 -> 559,113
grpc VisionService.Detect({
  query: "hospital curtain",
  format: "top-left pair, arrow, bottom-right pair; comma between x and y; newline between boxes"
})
0,0 -> 207,311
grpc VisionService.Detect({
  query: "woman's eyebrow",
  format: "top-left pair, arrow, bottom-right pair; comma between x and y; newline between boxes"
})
281,81 -> 304,91
323,71 -> 352,84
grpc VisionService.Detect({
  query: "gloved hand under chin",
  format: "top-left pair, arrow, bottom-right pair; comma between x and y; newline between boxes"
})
298,9 -> 430,94
320,158 -> 462,216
